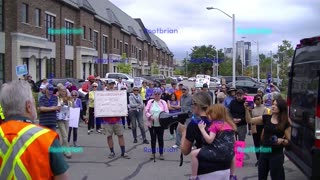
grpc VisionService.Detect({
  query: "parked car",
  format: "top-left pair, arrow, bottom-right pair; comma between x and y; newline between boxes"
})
188,77 -> 196,82
173,75 -> 183,82
34,78 -> 85,93
195,74 -> 211,88
105,73 -> 134,83
285,35 -> 320,179
222,76 -> 262,85
182,76 -> 188,80
140,74 -> 166,87
209,77 -> 221,90
226,80 -> 264,94
167,76 -> 178,83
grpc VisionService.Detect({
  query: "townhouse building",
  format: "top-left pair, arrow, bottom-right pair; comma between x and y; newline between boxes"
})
0,0 -> 174,84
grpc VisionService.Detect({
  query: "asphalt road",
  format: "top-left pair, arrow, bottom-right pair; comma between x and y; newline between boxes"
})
58,80 -> 307,180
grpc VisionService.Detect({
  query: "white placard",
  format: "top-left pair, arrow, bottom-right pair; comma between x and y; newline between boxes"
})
69,108 -> 80,128
94,91 -> 128,117
134,77 -> 142,87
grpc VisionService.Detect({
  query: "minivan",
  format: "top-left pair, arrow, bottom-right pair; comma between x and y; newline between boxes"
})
105,73 -> 134,83
286,36 -> 320,180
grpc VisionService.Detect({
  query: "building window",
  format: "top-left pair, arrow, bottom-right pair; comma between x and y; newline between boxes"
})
103,36 -> 108,53
65,21 -> 73,45
21,3 -> 28,23
139,50 -> 141,61
124,44 -> 128,57
93,31 -> 98,50
35,8 -> 41,27
103,64 -> 108,75
113,39 -> 115,48
36,59 -> 42,81
120,42 -> 123,55
45,13 -> 55,42
89,28 -> 92,41
65,59 -> 73,77
0,54 -> 4,85
94,64 -> 98,76
46,58 -> 55,78
0,0 -> 4,31
82,26 -> 86,39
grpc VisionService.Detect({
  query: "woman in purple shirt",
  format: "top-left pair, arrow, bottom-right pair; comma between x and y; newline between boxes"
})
68,90 -> 83,147
146,82 -> 155,101
167,93 -> 181,140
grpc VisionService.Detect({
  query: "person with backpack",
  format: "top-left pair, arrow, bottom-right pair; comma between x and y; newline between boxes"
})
145,88 -> 169,160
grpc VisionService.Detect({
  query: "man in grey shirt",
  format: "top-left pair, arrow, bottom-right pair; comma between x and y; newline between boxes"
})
173,86 -> 192,148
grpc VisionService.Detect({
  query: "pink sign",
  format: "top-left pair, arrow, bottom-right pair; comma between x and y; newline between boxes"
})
234,141 -> 246,168
244,95 -> 254,102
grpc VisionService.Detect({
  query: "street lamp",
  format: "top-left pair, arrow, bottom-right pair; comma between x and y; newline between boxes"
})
207,7 -> 236,87
242,37 -> 260,82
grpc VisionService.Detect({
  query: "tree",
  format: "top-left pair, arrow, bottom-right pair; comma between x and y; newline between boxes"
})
277,40 -> 294,89
218,58 -> 232,76
116,53 -> 131,74
174,69 -> 184,75
151,62 -> 159,74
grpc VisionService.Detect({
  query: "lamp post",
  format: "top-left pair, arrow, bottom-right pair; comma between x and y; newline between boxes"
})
207,7 -> 236,87
242,37 -> 260,82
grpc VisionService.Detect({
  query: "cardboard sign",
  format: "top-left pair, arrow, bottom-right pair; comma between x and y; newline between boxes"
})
94,91 -> 128,117
16,65 -> 28,76
234,141 -> 246,168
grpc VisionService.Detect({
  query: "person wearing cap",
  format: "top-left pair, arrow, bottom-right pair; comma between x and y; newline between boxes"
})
100,80 -> 130,159
223,87 -> 236,109
201,83 -> 214,103
164,82 -> 177,102
65,81 -> 77,93
39,84 -> 60,131
229,89 -> 248,141
38,84 -> 47,103
257,88 -> 264,97
117,77 -> 128,90
87,82 -> 101,134
82,75 -> 95,93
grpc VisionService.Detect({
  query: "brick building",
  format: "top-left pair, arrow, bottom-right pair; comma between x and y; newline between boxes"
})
0,0 -> 174,84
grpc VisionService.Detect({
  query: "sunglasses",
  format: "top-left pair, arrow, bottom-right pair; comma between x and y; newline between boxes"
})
133,90 -> 139,91
154,93 -> 161,95
93,86 -> 97,88
72,95 -> 77,97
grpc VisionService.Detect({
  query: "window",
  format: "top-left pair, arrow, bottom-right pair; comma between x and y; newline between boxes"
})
65,21 -> 73,45
45,13 -> 55,42
103,64 -> 108,75
103,36 -> 108,53
65,59 -> 73,77
93,31 -> 98,49
21,3 -> 28,23
35,8 -> 41,27
89,28 -> 92,41
113,39 -> 115,48
82,26 -> 86,39
0,54 -> 4,85
94,64 -> 98,76
124,44 -> 128,56
139,50 -> 141,61
0,0 -> 4,31
46,58 -> 55,78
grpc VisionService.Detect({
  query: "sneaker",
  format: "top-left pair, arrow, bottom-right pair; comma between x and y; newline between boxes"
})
133,139 -> 138,143
88,130 -> 90,135
230,175 -> 237,180
150,154 -> 155,160
96,129 -> 102,134
172,144 -> 179,148
143,139 -> 149,144
73,142 -> 78,147
159,154 -> 164,160
108,152 -> 115,159
121,153 -> 130,159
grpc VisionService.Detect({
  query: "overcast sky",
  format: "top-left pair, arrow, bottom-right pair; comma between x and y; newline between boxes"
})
111,0 -> 320,63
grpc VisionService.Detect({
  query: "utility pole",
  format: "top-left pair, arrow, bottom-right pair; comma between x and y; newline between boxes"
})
270,51 -> 273,79
216,49 -> 219,77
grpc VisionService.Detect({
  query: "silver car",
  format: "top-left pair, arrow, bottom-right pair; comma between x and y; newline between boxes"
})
209,77 -> 221,89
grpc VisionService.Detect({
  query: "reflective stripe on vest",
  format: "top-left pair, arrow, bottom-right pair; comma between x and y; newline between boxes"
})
0,124 -> 50,180
0,106 -> 4,120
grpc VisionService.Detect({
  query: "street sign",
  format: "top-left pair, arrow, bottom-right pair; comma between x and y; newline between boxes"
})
16,65 -> 28,76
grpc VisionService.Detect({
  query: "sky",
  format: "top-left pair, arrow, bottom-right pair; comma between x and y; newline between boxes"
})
111,0 -> 320,64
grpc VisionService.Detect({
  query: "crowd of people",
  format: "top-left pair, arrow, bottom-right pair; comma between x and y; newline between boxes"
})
0,75 -> 291,180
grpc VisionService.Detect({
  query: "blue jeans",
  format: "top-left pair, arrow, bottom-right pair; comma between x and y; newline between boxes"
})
129,110 -> 146,140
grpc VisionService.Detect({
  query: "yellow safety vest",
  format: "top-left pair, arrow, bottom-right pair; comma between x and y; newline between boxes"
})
0,124 -> 50,179
0,105 -> 5,120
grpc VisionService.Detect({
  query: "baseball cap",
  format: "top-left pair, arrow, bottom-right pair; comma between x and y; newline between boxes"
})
203,83 -> 208,88
108,80 -> 116,84
182,86 -> 188,90
88,75 -> 95,80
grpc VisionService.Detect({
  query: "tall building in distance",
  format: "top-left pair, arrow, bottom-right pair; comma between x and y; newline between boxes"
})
236,41 -> 252,67
223,48 -> 233,59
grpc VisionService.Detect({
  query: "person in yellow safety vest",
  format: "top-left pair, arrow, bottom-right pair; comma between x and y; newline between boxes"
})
0,80 -> 69,180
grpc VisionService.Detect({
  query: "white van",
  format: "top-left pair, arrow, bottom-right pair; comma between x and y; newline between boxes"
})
105,73 -> 134,83
195,74 -> 211,88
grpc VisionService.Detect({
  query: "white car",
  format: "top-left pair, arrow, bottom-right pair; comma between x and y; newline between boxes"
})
209,77 -> 221,89
105,73 -> 134,83
188,77 -> 196,81
195,74 -> 211,88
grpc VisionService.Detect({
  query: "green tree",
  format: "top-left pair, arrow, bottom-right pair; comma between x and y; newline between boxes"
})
218,58 -> 232,76
116,53 -> 132,74
151,62 -> 159,74
277,40 -> 294,89
174,69 -> 184,75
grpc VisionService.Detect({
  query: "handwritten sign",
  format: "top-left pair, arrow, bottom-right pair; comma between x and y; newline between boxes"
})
69,107 -> 80,128
234,140 -> 246,168
94,91 -> 128,117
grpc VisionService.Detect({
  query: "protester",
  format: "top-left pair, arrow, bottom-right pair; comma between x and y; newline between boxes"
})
82,75 -> 95,92
57,86 -> 72,159
229,89 -> 247,141
165,82 -> 177,101
179,92 -> 232,179
87,82 -> 100,134
39,84 -> 60,131
140,81 -> 148,105
190,104 -> 236,180
245,97 -> 291,180
190,87 -> 196,95
223,87 -> 236,109
68,90 -> 83,147
117,77 -> 128,90
216,92 -> 226,104
145,87 -> 169,160
167,93 -> 181,140
0,80 -> 69,179
38,84 -> 46,102
65,81 -> 77,92
146,82 -> 155,101
26,74 -> 36,91
129,86 -> 149,144
102,80 -> 130,159
175,83 -> 184,101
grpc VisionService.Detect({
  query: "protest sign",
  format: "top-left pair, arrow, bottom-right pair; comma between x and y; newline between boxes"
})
69,107 -> 80,128
94,91 -> 128,117
134,77 -> 142,87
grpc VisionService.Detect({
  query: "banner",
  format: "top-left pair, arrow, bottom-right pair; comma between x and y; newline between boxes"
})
69,107 -> 80,128
94,91 -> 128,117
